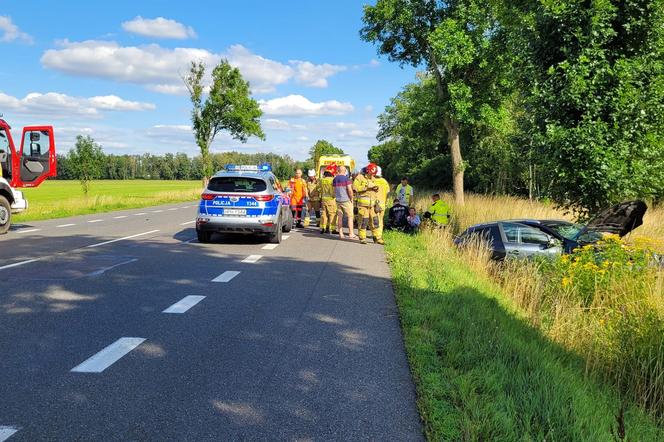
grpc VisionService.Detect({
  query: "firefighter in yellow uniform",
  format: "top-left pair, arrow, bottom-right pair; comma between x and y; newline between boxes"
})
374,166 -> 390,230
304,169 -> 321,227
319,169 -> 337,234
353,163 -> 384,245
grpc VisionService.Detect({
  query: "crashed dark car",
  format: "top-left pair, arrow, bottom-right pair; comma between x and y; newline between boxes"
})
513,200 -> 648,254
455,200 -> 648,260
454,221 -> 563,260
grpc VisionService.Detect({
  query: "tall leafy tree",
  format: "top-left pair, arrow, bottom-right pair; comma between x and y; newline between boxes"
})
67,135 -> 105,195
183,60 -> 264,183
361,0 -> 513,204
308,140 -> 345,167
511,0 -> 664,218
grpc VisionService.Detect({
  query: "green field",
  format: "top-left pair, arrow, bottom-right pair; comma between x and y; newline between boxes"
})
14,180 -> 203,222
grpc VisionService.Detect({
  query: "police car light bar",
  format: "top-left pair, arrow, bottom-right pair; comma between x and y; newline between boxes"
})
225,163 -> 272,172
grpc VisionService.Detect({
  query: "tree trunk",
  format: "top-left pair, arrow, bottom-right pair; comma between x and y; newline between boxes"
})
445,117 -> 464,205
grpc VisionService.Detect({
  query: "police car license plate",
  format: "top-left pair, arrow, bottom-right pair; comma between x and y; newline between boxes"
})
224,208 -> 246,216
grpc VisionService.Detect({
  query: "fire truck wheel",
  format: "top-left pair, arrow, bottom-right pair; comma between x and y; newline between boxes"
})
0,195 -> 11,234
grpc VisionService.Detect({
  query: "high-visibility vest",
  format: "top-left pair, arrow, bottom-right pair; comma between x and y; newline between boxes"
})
396,183 -> 413,206
429,199 -> 451,225
289,177 -> 307,204
320,177 -> 335,201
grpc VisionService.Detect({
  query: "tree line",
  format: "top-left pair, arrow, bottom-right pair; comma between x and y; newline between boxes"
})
57,135 -> 343,192
362,0 -> 664,218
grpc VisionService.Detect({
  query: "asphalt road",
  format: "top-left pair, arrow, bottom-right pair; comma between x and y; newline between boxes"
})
0,202 -> 423,441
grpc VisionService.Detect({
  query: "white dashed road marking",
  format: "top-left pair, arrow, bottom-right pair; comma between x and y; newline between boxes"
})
262,244 -> 279,250
212,271 -> 240,282
71,337 -> 146,373
17,229 -> 40,234
56,223 -> 76,228
242,255 -> 263,263
168,208 -> 178,211
134,213 -> 146,216
113,215 -> 127,219
152,210 -> 164,213
163,295 -> 206,314
0,259 -> 40,271
88,259 -> 138,277
0,426 -> 18,441
86,230 -> 160,249
180,220 -> 195,225
88,219 -> 103,223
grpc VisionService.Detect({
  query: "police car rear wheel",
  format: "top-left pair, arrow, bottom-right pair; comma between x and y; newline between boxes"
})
270,220 -> 283,244
197,229 -> 212,243
282,211 -> 293,232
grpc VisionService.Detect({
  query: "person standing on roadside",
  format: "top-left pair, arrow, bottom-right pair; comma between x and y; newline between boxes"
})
289,168 -> 308,228
334,165 -> 357,240
354,163 -> 384,245
374,166 -> 390,230
319,168 -> 337,234
306,169 -> 321,226
395,177 -> 414,208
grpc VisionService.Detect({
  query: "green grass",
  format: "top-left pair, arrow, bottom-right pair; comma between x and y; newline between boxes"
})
14,180 -> 203,221
384,230 -> 663,441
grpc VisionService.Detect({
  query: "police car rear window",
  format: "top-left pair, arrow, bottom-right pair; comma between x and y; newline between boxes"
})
208,177 -> 267,193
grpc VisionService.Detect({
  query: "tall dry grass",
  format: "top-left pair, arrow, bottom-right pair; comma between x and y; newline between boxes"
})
411,191 -> 664,245
409,192 -> 664,421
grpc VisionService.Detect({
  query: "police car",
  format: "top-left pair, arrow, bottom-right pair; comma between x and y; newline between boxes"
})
196,164 -> 293,244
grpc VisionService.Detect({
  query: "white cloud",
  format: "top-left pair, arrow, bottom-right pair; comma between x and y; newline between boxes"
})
122,16 -> 196,40
289,60 -> 346,88
262,118 -> 306,131
41,41 -> 346,95
0,16 -> 33,44
0,91 -> 155,118
259,95 -> 354,116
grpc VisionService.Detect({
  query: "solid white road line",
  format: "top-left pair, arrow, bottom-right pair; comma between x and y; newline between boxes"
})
71,337 -> 146,373
0,426 -> 18,442
88,219 -> 103,223
242,255 -> 263,263
180,220 -> 195,225
56,223 -> 76,228
0,259 -> 40,271
134,212 -> 146,216
283,235 -> 290,240
85,230 -> 160,249
212,270 -> 240,283
162,295 -> 206,314
262,244 -> 279,250
88,259 -> 138,277
16,228 -> 40,234
113,215 -> 128,219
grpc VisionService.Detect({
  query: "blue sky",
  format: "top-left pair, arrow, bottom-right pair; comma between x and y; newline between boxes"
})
0,0 -> 416,162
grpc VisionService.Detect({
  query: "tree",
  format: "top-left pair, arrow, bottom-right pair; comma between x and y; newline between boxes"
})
510,0 -> 664,218
308,140 -> 344,167
361,0 -> 514,205
67,135 -> 105,195
183,60 -> 265,183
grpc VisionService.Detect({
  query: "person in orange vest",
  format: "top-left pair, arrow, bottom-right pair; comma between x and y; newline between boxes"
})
289,168 -> 308,228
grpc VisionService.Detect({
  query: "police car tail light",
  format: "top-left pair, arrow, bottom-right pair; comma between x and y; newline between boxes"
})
253,194 -> 274,202
201,192 -> 215,200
